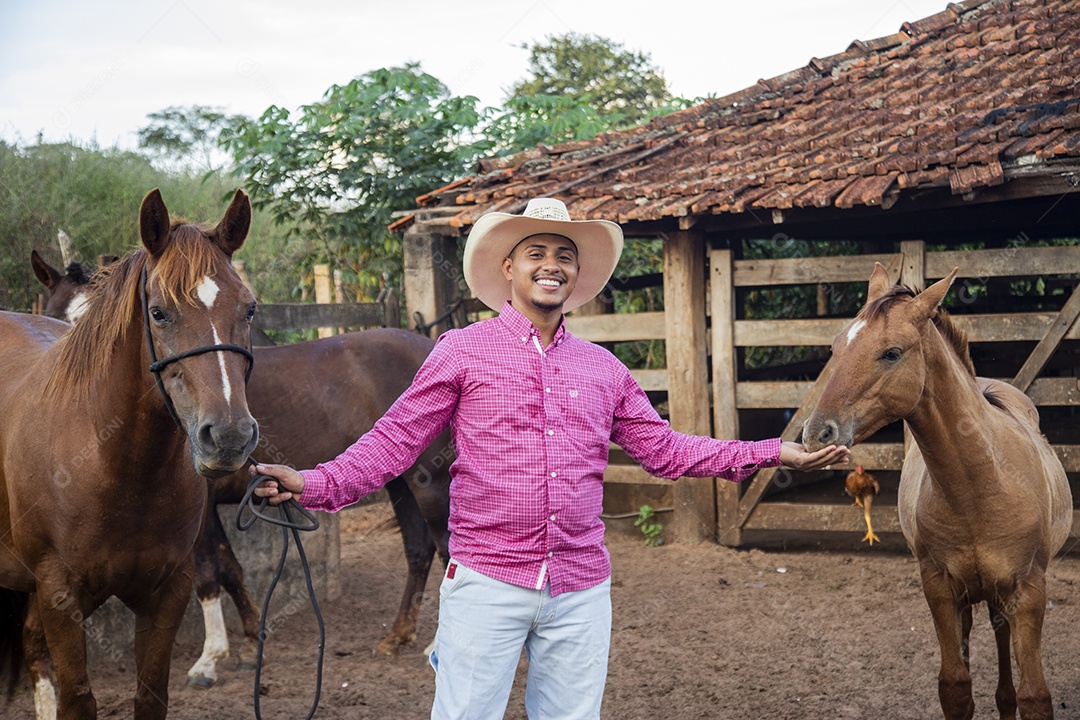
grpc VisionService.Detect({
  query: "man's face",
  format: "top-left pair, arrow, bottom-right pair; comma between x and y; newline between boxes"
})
502,233 -> 579,313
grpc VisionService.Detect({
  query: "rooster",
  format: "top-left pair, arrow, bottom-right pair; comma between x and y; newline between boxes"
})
845,465 -> 881,545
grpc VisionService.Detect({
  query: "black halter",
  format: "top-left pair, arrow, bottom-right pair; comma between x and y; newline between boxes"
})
141,263 -> 255,430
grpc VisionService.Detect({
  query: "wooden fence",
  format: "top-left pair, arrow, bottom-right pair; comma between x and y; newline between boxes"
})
563,241 -> 1080,544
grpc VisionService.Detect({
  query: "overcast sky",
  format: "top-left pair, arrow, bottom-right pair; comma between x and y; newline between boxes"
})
2,0 -> 951,150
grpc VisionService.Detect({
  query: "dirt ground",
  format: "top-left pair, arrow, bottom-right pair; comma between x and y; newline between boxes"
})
8,502 -> 1080,719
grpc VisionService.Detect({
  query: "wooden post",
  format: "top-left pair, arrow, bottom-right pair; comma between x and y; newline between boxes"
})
710,248 -> 743,546
314,263 -> 334,338
664,231 -> 714,543
403,224 -> 460,337
899,240 -> 925,458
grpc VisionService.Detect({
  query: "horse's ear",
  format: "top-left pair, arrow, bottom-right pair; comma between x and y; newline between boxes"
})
867,262 -> 892,304
140,189 -> 171,258
31,250 -> 62,289
212,189 -> 251,257
912,267 -> 959,320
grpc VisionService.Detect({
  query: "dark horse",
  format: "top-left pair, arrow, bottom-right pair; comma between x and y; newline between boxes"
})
31,255 -> 453,686
1,189 -> 259,718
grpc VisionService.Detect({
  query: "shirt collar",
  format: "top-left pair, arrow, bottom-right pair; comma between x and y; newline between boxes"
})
497,301 -> 567,347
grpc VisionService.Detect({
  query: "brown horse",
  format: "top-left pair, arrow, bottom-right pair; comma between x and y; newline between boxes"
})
804,263 -> 1072,720
31,255 -> 453,686
1,189 -> 259,719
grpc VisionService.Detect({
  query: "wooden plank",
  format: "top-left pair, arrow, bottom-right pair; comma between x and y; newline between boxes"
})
630,368 -> 668,392
1053,445 -> 1080,473
314,264 -> 333,338
253,302 -> 387,331
899,240 -> 925,291
664,231 -> 714,543
710,249 -> 741,546
927,245 -> 1080,280
731,246 -> 1080,289
732,253 -> 899,287
737,377 -> 1080,409
603,464 -> 671,486
565,311 -> 666,342
735,313 -> 1080,347
403,226 -> 459,337
743,501 -> 903,534
1011,282 -> 1080,392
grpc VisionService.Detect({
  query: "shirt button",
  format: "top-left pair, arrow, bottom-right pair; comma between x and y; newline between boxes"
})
550,472 -> 557,478
547,551 -> 554,558
521,337 -> 527,342
545,387 -> 551,393
547,430 -> 554,436
550,514 -> 556,521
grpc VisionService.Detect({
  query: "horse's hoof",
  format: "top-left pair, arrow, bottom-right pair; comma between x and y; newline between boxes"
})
236,660 -> 258,671
185,675 -> 216,690
371,639 -> 402,657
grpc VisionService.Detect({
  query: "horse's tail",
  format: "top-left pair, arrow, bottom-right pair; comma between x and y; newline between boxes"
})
0,589 -> 28,697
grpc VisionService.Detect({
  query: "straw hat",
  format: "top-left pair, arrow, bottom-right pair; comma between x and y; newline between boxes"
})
462,198 -> 624,312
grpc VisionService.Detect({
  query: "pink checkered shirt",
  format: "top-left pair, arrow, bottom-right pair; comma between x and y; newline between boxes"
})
299,302 -> 782,596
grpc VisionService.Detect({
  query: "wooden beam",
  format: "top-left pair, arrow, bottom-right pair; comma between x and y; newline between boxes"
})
1011,281 -> 1080,392
710,248 -> 741,546
253,302 -> 387,331
664,231 -> 714,543
565,311 -> 666,342
736,377 -> 1080,409
314,263 -> 334,338
734,312 -> 1080,347
899,240 -> 925,291
743,501 -> 903,534
604,465 -> 672,486
733,253 -> 899,287
928,245 -> 1080,280
403,225 -> 460,337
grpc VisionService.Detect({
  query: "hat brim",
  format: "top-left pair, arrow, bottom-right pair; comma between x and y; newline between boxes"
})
463,213 -> 624,312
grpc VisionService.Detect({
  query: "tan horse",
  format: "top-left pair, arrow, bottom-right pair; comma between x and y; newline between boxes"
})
804,263 -> 1072,720
0,189 -> 258,719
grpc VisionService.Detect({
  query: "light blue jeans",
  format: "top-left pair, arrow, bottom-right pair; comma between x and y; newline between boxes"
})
429,561 -> 612,720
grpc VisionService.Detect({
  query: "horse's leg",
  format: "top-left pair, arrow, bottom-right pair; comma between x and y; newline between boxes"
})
989,601 -> 1018,720
212,510 -> 261,670
1009,575 -> 1054,720
23,593 -> 58,720
920,565 -> 975,720
35,577 -> 95,720
131,557 -> 195,720
373,474 -> 437,656
960,603 -> 973,670
187,501 -> 259,688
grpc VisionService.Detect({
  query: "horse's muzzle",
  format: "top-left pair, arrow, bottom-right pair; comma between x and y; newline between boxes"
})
190,416 -> 259,478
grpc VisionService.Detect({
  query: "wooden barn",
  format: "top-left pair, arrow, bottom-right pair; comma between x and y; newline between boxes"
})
396,0 -> 1080,545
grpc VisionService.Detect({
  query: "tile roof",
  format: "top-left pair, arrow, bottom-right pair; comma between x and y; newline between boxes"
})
414,0 -> 1080,231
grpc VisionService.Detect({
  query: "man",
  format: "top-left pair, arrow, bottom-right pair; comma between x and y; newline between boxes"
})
253,198 -> 848,719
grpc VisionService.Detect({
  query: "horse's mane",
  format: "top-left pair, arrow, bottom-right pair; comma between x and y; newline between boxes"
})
45,222 -> 226,399
859,283 -> 975,378
64,262 -> 93,285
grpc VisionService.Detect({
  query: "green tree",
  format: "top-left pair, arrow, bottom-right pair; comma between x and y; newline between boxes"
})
0,139 -> 281,312
506,33 -> 673,128
137,105 -> 245,174
222,64 -> 485,301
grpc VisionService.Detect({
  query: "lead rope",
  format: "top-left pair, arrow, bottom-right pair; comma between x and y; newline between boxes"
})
236,465 -> 324,720
138,263 -> 324,718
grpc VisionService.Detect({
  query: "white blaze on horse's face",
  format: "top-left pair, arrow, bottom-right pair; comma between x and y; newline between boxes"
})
65,291 -> 90,324
845,319 -> 867,346
196,276 -> 233,406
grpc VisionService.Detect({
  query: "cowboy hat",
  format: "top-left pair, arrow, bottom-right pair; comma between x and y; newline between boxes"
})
463,198 -> 624,312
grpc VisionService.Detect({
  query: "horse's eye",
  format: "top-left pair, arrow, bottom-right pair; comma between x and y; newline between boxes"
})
149,307 -> 169,324
881,347 -> 902,362
244,303 -> 257,322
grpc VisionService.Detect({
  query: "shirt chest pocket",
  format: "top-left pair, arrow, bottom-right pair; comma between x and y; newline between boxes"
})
556,368 -> 615,450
